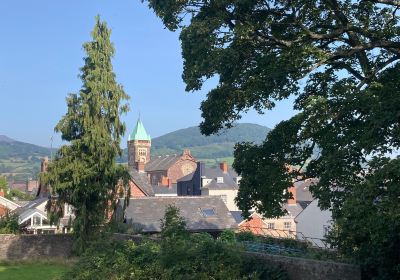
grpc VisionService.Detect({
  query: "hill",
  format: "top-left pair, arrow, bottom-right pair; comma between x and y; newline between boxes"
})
119,123 -> 270,165
0,135 -> 54,182
1,123 -> 270,180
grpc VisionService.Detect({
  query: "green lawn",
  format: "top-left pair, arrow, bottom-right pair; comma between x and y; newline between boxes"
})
0,262 -> 70,280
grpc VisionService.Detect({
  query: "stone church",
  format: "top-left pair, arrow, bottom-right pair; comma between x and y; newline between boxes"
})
127,119 -> 197,197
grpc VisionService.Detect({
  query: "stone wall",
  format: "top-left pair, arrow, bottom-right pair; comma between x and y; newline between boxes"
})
249,252 -> 361,280
0,233 -> 361,280
0,234 -> 73,260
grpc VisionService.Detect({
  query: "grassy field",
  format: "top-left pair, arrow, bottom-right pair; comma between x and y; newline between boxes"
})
0,261 -> 71,280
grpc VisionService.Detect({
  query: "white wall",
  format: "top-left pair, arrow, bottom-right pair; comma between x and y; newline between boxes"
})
206,189 -> 239,211
295,200 -> 332,246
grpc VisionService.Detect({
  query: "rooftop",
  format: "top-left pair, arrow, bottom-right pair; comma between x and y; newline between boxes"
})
121,196 -> 237,233
129,119 -> 151,141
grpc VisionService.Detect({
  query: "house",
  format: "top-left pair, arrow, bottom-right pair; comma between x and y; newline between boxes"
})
11,157 -> 73,234
0,189 -> 20,216
295,199 -> 332,247
127,119 -> 197,188
177,162 -> 241,211
13,197 -> 58,234
238,180 -> 314,238
126,169 -> 155,198
119,196 -> 237,234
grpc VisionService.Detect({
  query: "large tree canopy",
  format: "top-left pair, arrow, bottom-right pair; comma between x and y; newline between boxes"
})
143,1 -> 400,276
44,16 -> 129,251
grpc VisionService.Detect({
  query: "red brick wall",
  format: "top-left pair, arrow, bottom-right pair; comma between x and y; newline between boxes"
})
0,205 -> 8,217
167,159 -> 197,184
239,215 -> 267,235
129,181 -> 146,197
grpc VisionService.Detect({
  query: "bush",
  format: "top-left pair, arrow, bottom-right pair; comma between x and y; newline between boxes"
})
219,229 -> 236,243
64,206 -> 288,280
236,230 -> 258,242
0,212 -> 20,234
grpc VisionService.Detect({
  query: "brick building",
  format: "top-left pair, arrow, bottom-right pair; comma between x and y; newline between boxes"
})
127,119 -> 197,195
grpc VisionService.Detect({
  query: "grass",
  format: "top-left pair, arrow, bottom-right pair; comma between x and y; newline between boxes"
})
0,260 -> 73,280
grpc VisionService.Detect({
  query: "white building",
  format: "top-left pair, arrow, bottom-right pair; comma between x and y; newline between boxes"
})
295,199 -> 332,247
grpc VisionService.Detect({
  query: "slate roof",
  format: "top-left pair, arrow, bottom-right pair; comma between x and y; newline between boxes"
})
145,154 -> 181,172
129,169 -> 154,196
230,211 -> 245,224
294,179 -> 317,202
153,184 -> 177,196
283,203 -> 305,218
122,196 -> 238,232
201,166 -> 239,190
177,172 -> 195,182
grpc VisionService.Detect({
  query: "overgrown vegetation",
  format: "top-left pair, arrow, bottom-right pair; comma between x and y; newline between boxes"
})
0,212 -> 20,234
63,206 -> 288,280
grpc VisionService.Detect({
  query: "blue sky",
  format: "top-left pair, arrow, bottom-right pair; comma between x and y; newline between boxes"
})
0,0 -> 296,148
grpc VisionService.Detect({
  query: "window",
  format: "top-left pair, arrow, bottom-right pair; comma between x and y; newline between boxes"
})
201,208 -> 216,217
216,177 -> 224,183
284,222 -> 291,229
267,223 -> 275,229
33,215 -> 41,226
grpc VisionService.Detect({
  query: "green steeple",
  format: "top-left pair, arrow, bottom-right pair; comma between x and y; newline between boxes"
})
129,119 -> 151,141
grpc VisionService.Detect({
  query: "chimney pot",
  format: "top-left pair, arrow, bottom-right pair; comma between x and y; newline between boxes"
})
287,186 -> 297,205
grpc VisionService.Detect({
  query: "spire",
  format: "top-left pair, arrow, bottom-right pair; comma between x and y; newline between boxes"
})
129,118 -> 151,141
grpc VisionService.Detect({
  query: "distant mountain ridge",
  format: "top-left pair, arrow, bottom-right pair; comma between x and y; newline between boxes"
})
0,136 -> 54,182
1,123 -> 270,180
120,123 -> 270,162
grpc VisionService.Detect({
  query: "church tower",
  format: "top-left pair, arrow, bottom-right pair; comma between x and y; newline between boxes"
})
128,118 -> 151,170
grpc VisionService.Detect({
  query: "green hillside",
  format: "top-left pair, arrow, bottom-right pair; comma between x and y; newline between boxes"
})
0,123 -> 270,180
0,136 -> 54,182
119,123 -> 270,165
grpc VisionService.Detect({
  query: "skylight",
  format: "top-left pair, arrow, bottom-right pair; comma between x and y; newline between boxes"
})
201,208 -> 216,217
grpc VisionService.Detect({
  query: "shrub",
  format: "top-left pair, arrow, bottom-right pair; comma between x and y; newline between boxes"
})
0,212 -> 20,234
236,230 -> 257,242
219,229 -> 236,243
64,206 -> 288,280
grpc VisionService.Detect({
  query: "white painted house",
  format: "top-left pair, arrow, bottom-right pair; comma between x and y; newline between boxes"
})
295,199 -> 332,247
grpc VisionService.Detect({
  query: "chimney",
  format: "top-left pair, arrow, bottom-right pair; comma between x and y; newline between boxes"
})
161,176 -> 170,187
136,161 -> 145,173
287,185 -> 297,205
0,189 -> 4,197
219,161 -> 228,174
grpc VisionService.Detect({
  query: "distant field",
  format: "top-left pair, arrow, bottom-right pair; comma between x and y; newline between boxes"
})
0,261 -> 70,280
198,157 -> 235,167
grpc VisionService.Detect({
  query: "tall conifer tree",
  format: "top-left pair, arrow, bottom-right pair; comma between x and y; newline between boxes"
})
45,16 -> 129,251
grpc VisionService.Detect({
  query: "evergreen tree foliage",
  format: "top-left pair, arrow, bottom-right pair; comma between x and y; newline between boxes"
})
143,1 -> 400,277
44,16 -> 130,251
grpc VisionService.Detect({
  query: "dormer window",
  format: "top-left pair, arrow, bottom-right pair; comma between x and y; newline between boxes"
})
216,177 -> 224,183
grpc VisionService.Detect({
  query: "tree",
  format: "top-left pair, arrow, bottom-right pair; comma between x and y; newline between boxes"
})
44,16 -> 130,251
143,1 -> 400,277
